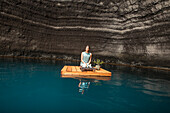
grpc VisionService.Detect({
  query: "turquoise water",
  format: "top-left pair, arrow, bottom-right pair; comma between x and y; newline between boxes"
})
0,58 -> 170,113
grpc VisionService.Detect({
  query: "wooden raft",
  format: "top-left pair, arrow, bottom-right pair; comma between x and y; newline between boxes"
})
61,66 -> 112,77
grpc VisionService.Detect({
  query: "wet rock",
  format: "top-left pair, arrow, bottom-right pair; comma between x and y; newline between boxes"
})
0,0 -> 169,67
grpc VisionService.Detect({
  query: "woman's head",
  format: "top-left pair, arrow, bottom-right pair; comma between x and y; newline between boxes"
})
85,45 -> 90,52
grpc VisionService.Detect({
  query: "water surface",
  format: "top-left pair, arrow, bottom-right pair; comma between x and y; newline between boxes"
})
0,58 -> 170,113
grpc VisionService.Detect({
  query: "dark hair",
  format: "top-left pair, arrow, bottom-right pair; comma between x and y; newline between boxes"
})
86,45 -> 90,49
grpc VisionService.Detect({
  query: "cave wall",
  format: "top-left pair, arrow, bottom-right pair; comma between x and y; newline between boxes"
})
0,0 -> 170,67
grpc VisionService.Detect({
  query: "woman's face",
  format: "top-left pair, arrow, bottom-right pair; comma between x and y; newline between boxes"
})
86,46 -> 89,52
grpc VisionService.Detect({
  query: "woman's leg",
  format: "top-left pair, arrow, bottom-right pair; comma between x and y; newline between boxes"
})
81,63 -> 86,68
87,63 -> 92,68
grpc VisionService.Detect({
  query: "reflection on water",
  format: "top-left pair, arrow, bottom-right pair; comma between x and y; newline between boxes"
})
142,79 -> 170,97
103,64 -> 170,97
0,58 -> 170,113
77,79 -> 101,95
61,75 -> 104,95
78,79 -> 90,94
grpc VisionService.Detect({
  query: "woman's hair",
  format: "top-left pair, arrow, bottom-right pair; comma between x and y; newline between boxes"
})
86,45 -> 90,49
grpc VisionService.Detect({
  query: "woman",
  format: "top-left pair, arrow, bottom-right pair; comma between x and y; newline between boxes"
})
80,45 -> 92,68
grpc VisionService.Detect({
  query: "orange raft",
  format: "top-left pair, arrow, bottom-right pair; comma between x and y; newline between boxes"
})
61,66 -> 112,76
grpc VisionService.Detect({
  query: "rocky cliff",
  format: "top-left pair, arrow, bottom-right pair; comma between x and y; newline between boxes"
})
0,0 -> 170,67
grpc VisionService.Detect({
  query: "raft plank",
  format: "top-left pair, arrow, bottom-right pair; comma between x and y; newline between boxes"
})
72,66 -> 77,72
100,68 -> 111,73
61,75 -> 111,81
61,66 -> 67,72
66,66 -> 72,72
61,66 -> 112,77
75,66 -> 81,72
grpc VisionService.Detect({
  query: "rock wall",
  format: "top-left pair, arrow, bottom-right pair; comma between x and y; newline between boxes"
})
0,0 -> 170,67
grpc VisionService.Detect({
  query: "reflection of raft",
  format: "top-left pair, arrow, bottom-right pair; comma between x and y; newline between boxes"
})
61,66 -> 112,77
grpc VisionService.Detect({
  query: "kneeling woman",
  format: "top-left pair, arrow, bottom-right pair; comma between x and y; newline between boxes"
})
80,45 -> 92,68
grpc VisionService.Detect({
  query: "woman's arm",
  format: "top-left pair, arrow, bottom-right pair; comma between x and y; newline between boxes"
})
81,52 -> 85,64
88,53 -> 92,64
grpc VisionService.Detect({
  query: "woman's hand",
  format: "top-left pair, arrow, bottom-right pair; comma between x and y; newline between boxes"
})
83,62 -> 87,67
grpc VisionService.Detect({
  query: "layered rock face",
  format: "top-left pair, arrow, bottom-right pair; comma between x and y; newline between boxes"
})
0,0 -> 170,67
